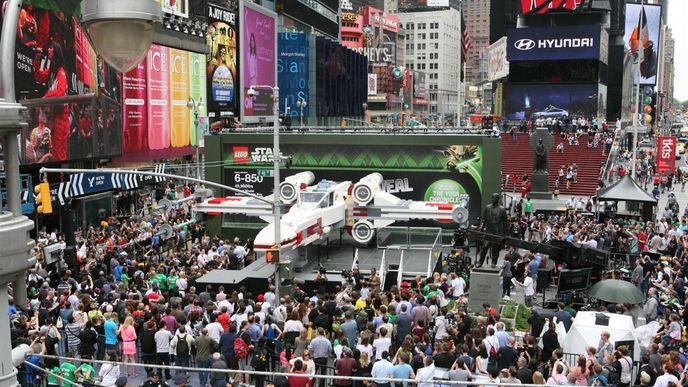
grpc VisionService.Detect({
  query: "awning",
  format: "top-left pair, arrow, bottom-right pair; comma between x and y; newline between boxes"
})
596,175 -> 657,204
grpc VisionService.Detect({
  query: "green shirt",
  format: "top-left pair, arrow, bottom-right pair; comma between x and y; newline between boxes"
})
525,200 -> 533,213
60,362 -> 77,387
77,363 -> 96,383
167,275 -> 178,290
156,273 -> 168,290
121,272 -> 130,290
47,366 -> 60,385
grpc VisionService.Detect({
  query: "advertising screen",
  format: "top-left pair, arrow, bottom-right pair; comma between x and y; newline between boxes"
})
160,0 -> 189,18
241,3 -> 277,121
278,32 -> 310,118
398,0 -> 449,11
169,48 -> 191,148
624,3 -> 662,85
207,3 -> 239,117
520,0 -> 582,15
223,142 -> 484,223
147,44 -> 171,150
488,37 -> 509,81
507,25 -> 602,62
2,3 -> 115,164
123,60 -> 148,153
316,37 -> 368,118
504,83 -> 599,121
189,52 -> 207,146
657,136 -> 676,174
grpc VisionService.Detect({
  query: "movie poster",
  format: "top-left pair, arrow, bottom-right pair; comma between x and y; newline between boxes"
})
207,3 -> 239,116
147,45 -> 171,150
123,60 -> 149,152
189,52 -> 207,146
169,48 -> 190,148
241,4 -> 276,119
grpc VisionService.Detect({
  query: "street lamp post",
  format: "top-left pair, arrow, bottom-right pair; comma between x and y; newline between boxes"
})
297,98 -> 307,129
0,0 -> 161,380
248,85 -> 282,299
362,102 -> 368,123
187,96 -> 205,179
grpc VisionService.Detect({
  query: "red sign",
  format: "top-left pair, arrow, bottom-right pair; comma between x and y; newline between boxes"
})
520,0 -> 583,15
657,136 -> 677,174
233,146 -> 249,163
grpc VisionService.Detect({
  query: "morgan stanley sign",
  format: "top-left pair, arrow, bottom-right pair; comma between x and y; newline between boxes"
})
507,25 -> 604,62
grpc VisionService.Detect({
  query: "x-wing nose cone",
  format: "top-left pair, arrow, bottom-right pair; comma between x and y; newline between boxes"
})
254,223 -> 298,251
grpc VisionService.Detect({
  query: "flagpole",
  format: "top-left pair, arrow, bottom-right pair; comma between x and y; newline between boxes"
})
631,0 -> 643,181
457,0 -> 462,128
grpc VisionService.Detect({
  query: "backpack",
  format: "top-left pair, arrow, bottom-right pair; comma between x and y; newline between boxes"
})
604,365 -> 619,386
356,310 -> 368,331
176,334 -> 190,357
234,337 -> 249,359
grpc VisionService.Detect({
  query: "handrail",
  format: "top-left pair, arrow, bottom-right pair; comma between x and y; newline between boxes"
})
600,129 -> 623,185
398,249 -> 405,287
352,248 -> 359,270
379,249 -> 387,290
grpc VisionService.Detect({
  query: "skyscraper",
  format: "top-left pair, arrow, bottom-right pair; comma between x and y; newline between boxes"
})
463,0 -> 491,83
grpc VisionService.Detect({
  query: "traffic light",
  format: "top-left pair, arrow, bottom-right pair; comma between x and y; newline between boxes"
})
265,248 -> 279,263
34,182 -> 52,215
642,87 -> 655,126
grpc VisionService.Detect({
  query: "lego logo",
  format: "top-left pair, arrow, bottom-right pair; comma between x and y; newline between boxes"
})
233,146 -> 249,163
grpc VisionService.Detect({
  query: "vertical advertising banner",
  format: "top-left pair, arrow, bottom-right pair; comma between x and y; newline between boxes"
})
189,52 -> 208,146
657,136 -> 677,175
624,3 -> 662,85
278,32 -> 309,118
169,48 -> 190,148
123,60 -> 149,152
241,3 -> 277,120
207,4 -> 239,116
147,45 -> 171,150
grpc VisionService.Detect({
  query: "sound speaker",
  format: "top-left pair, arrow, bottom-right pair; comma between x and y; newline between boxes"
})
384,264 -> 400,291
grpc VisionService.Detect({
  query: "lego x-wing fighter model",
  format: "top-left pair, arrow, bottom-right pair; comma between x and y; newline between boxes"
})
195,172 -> 469,251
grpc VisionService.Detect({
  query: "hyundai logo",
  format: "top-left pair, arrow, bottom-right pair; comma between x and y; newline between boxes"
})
514,39 -> 536,50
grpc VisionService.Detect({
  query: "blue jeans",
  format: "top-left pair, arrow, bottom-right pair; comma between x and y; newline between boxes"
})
198,359 -> 212,387
175,356 -> 190,375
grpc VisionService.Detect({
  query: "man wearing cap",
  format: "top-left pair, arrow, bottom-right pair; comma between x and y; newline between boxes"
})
140,372 -> 169,387
173,373 -> 190,387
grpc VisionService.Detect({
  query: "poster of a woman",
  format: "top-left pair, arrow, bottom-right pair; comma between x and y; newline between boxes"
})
33,40 -> 69,161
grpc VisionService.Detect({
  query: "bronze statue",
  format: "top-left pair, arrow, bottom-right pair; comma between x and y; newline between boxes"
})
478,193 -> 507,268
529,128 -> 553,174
534,138 -> 547,173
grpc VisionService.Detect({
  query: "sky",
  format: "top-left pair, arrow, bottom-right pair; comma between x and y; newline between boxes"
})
668,0 -> 688,101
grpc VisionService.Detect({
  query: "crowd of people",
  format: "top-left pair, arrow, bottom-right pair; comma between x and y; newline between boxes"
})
9,167 -> 688,387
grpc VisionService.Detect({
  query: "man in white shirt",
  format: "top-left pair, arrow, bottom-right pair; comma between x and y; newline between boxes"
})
450,273 -> 466,298
205,314 -> 224,343
515,269 -> 535,307
372,328 -> 392,360
415,356 -> 436,387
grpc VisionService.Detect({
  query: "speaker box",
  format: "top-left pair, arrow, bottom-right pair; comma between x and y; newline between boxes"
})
384,264 -> 400,291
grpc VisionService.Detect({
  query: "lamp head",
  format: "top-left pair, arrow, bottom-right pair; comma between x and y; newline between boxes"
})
247,87 -> 257,97
198,98 -> 204,110
81,0 -> 162,73
187,97 -> 194,109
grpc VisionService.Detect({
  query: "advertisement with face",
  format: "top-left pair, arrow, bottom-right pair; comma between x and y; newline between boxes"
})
278,32 -> 309,118
160,0 -> 189,18
624,3 -> 662,85
241,3 -> 277,121
207,3 -> 239,116
504,83 -> 598,121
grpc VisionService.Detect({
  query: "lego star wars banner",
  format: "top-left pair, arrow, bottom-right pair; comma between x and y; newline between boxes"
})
222,143 -> 484,223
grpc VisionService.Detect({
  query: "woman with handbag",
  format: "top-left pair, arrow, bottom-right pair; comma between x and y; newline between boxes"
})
98,352 -> 122,387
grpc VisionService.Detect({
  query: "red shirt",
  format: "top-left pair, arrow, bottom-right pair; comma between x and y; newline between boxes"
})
288,371 -> 311,387
218,313 -> 231,331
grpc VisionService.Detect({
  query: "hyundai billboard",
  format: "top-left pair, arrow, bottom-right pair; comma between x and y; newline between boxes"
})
507,25 -> 604,62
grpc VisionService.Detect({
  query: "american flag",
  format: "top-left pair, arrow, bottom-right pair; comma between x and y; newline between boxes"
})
461,10 -> 470,63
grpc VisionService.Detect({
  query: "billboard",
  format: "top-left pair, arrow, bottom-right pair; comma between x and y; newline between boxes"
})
222,142 -> 484,223
276,0 -> 339,38
413,71 -> 426,99
657,136 -> 676,174
357,7 -> 398,64
240,3 -> 277,121
488,37 -> 509,81
207,3 -> 239,117
2,3 -> 119,164
624,3 -> 662,85
504,83 -> 599,121
278,32 -> 310,118
316,36 -> 368,117
507,25 -> 603,62
160,0 -> 189,18
368,73 -> 378,95
398,0 -> 449,11
520,0 -> 583,15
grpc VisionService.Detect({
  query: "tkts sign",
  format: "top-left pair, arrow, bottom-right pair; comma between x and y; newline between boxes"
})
657,136 -> 677,175
521,0 -> 586,15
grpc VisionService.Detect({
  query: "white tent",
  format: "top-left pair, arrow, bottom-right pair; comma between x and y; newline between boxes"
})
562,312 -> 641,361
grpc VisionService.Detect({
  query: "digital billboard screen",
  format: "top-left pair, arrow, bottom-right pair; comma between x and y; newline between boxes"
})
278,32 -> 310,118
207,3 -> 239,117
316,37 -> 368,118
241,3 -> 277,121
504,83 -> 599,121
507,25 -> 602,62
624,3 -> 662,85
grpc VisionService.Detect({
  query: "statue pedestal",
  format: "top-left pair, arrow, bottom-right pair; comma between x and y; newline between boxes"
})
468,266 -> 502,313
528,172 -> 552,199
